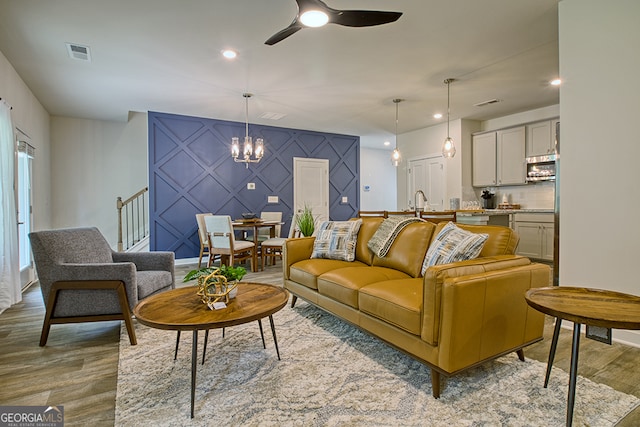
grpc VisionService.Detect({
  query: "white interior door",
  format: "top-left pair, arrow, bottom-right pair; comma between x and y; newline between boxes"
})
408,156 -> 445,211
293,157 -> 329,224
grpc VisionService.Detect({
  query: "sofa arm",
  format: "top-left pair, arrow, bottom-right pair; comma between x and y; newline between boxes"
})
282,237 -> 315,279
423,257 -> 550,373
48,262 -> 139,307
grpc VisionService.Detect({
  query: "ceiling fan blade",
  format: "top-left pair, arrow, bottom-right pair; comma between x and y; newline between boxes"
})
330,10 -> 402,27
265,24 -> 303,45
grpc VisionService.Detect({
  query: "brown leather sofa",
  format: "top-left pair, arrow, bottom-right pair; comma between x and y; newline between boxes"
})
283,217 -> 550,398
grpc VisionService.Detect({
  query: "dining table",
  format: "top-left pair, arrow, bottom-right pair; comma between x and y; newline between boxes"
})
231,219 -> 283,271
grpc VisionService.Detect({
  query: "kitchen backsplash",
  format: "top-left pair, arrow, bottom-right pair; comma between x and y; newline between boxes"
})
470,181 -> 555,210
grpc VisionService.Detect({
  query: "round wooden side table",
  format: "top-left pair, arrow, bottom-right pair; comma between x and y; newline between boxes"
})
525,286 -> 640,427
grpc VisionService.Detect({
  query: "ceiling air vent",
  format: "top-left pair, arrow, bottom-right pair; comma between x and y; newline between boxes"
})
260,112 -> 287,121
474,98 -> 500,107
65,43 -> 92,62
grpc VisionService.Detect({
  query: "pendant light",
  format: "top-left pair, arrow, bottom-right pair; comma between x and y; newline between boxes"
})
390,98 -> 403,167
231,93 -> 264,168
442,78 -> 456,159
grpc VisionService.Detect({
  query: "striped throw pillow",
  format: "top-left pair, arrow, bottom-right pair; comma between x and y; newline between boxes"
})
421,222 -> 488,275
311,220 -> 362,262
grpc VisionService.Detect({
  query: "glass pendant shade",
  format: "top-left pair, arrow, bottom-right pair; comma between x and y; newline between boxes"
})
390,98 -> 403,167
231,137 -> 240,159
442,78 -> 456,159
442,137 -> 456,158
390,148 -> 402,166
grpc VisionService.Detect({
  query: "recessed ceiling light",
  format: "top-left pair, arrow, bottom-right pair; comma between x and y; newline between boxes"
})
433,113 -> 443,119
300,10 -> 329,27
383,141 -> 391,146
222,49 -> 237,59
550,79 -> 562,86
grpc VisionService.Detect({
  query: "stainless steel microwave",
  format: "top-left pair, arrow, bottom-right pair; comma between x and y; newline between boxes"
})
526,154 -> 556,181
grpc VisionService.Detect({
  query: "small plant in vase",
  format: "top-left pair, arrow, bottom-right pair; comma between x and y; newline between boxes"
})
184,265 -> 247,308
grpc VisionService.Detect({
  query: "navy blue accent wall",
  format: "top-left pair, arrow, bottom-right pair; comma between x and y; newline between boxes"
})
148,111 -> 360,259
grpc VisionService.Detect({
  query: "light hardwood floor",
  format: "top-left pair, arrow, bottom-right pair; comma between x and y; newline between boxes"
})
1,261 -> 639,426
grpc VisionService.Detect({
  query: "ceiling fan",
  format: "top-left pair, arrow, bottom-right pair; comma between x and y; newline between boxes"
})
265,0 -> 402,45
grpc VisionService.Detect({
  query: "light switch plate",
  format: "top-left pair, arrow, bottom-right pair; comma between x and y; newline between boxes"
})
341,196 -> 348,203
268,196 -> 279,203
247,183 -> 255,190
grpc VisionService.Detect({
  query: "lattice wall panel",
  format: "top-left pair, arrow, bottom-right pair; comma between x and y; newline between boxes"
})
148,111 -> 360,258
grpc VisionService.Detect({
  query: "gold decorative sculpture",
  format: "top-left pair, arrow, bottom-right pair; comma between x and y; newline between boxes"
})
195,269 -> 239,309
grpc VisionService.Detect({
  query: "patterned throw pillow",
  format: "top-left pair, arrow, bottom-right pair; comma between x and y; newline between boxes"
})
421,222 -> 489,275
311,220 -> 363,262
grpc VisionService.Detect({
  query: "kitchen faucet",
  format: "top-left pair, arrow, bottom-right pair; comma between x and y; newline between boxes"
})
414,190 -> 427,212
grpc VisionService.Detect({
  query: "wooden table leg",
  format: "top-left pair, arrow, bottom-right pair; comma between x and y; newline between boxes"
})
566,323 -> 581,427
191,330 -> 198,419
544,317 -> 563,387
268,315 -> 281,361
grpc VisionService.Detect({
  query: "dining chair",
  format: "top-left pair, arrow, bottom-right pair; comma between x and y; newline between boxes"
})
29,227 -> 175,346
260,216 -> 300,270
205,215 -> 256,270
195,213 -> 213,268
418,210 -> 457,224
244,211 -> 283,243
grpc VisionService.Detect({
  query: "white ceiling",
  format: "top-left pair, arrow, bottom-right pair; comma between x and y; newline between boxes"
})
0,0 -> 560,149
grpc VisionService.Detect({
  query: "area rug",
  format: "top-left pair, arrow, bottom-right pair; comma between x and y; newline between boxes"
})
116,299 -> 639,426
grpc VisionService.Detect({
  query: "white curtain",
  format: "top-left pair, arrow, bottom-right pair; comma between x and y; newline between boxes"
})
0,100 -> 21,313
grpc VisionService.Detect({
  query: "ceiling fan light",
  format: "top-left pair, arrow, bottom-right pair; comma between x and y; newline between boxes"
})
300,10 -> 329,27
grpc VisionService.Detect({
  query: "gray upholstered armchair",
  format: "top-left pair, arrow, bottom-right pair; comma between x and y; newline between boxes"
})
29,227 -> 175,346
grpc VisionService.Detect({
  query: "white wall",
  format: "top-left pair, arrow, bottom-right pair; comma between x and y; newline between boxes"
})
359,147 -> 397,210
50,113 -> 148,247
0,49 -> 51,231
395,119 -> 479,210
559,0 -> 640,346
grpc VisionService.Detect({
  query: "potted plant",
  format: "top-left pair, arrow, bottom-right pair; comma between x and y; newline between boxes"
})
296,205 -> 316,237
184,264 -> 247,303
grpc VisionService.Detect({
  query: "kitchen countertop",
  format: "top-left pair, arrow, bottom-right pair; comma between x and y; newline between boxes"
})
457,209 -> 554,216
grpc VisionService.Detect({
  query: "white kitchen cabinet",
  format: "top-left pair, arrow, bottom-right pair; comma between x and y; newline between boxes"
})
526,119 -> 558,157
472,132 -> 497,186
514,213 -> 554,261
473,127 -> 526,187
497,126 -> 526,185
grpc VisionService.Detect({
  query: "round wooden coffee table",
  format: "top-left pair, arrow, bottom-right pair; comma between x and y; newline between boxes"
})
525,286 -> 640,427
133,282 -> 289,418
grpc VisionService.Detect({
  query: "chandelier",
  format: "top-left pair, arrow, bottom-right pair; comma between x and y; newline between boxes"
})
231,93 -> 264,167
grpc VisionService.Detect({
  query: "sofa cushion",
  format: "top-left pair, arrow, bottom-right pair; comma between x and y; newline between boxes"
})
367,216 -> 424,257
289,259 -> 368,290
372,221 -> 436,278
352,217 -> 384,265
431,222 -> 520,257
359,278 -> 423,335
421,222 -> 488,275
312,220 -> 362,262
317,266 -> 411,308
137,270 -> 173,299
